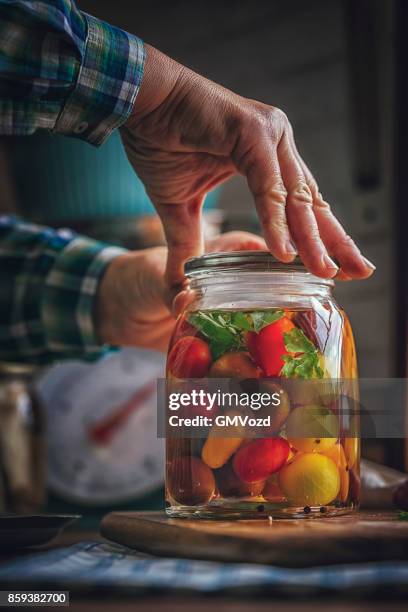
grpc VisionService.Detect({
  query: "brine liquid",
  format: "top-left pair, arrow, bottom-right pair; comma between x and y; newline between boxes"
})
165,306 -> 360,519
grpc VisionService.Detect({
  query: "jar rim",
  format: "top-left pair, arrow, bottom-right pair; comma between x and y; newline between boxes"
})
185,250 -> 334,285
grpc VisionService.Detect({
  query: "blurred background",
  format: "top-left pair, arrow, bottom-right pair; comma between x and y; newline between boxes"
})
0,0 -> 406,519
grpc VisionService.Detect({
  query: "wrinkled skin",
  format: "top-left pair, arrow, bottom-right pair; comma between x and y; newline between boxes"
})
121,45 -> 375,288
96,231 -> 266,351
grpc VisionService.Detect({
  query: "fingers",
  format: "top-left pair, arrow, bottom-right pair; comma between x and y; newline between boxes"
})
293,147 -> 376,279
156,199 -> 204,289
172,288 -> 196,317
278,134 -> 339,278
244,146 -> 297,262
168,231 -> 267,318
205,231 -> 267,253
129,316 -> 176,352
243,109 -> 375,280
313,195 -> 375,279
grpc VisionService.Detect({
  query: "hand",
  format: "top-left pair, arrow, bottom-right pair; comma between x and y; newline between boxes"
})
121,45 -> 375,288
95,231 -> 266,351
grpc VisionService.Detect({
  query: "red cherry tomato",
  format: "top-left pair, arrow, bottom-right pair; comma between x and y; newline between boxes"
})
181,382 -> 219,418
246,316 -> 295,376
167,336 -> 212,378
232,437 -> 290,483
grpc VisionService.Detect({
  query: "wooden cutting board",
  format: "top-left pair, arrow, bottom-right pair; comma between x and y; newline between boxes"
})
100,511 -> 408,567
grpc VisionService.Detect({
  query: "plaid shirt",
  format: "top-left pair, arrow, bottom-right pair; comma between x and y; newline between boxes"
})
0,0 -> 145,145
0,1 -> 145,362
0,216 -> 126,363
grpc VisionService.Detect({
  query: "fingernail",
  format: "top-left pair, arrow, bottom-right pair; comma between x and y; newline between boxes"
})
363,256 -> 376,270
324,254 -> 339,272
286,239 -> 298,255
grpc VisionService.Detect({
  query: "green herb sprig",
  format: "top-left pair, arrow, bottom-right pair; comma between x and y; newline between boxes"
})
188,309 -> 284,360
281,328 -> 324,379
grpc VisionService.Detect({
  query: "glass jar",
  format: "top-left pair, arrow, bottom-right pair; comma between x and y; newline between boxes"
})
165,252 -> 360,519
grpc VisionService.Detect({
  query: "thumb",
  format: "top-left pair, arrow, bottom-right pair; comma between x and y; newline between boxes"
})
156,199 -> 204,289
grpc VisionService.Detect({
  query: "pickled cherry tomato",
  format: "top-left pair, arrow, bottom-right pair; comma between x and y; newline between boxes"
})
181,393 -> 219,419
279,453 -> 340,506
246,316 -> 295,376
167,456 -> 215,505
263,474 -> 285,501
258,381 -> 291,433
172,381 -> 219,419
209,351 -> 261,378
232,437 -> 290,483
215,462 -> 264,498
349,468 -> 361,505
201,410 -> 245,469
167,336 -> 211,378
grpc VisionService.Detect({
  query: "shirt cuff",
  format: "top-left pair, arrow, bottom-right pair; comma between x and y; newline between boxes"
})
54,13 -> 145,146
43,237 -> 126,358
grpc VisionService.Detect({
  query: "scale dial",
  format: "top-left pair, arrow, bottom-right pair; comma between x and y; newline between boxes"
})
38,349 -> 165,505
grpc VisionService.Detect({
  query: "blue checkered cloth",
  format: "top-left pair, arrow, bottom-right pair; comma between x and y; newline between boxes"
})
0,541 -> 407,597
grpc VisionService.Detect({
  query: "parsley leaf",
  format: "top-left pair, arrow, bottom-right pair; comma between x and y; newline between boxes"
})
188,309 -> 285,360
251,310 -> 285,333
231,311 -> 253,331
188,311 -> 241,359
280,354 -> 298,378
281,328 -> 324,379
398,510 -> 408,521
283,328 -> 316,353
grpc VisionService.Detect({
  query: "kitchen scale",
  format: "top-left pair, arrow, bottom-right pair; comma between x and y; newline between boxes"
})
37,348 -> 166,510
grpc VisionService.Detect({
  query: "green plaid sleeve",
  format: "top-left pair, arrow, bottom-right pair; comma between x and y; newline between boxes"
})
0,216 -> 126,364
55,13 -> 145,145
0,1 -> 145,146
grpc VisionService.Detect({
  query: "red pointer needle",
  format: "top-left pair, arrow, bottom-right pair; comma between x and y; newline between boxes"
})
88,381 -> 156,447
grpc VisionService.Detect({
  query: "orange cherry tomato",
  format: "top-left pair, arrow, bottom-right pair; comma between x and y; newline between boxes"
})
167,336 -> 212,378
246,316 -> 295,376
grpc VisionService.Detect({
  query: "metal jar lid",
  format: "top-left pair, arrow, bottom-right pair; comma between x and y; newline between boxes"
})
185,250 -> 308,275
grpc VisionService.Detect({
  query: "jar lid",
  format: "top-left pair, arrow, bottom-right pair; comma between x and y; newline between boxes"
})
185,250 -> 309,274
